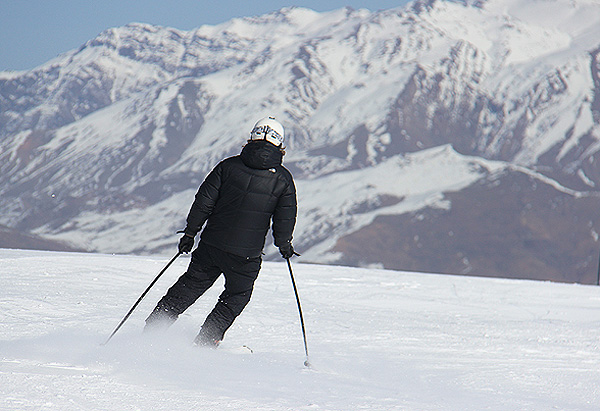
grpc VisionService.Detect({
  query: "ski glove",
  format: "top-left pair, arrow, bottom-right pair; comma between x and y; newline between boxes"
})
178,233 -> 195,254
279,243 -> 299,259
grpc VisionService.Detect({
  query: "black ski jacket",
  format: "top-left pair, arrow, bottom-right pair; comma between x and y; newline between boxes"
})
184,140 -> 297,258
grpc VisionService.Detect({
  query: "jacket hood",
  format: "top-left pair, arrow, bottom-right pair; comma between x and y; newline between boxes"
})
240,140 -> 284,170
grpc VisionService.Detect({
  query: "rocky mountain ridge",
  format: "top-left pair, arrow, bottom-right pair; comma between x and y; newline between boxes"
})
2,0 -> 600,283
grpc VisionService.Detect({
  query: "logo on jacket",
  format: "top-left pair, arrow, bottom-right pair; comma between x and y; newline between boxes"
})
269,168 -> 276,173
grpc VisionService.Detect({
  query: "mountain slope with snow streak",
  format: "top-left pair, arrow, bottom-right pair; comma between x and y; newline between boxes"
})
2,0 -> 600,282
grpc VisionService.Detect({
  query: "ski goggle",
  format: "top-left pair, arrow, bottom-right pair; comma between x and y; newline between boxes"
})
250,125 -> 284,146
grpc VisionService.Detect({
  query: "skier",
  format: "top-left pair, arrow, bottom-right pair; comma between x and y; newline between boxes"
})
144,116 -> 298,347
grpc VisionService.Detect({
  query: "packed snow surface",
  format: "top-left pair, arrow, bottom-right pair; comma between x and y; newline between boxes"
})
1,249 -> 599,410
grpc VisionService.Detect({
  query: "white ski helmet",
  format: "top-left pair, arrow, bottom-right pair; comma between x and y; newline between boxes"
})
250,116 -> 285,147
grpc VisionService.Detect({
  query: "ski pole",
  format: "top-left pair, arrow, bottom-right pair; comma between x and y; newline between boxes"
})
103,251 -> 182,345
286,257 -> 311,368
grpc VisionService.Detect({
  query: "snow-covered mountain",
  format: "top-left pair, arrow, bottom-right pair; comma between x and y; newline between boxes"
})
1,249 -> 599,410
2,0 -> 600,283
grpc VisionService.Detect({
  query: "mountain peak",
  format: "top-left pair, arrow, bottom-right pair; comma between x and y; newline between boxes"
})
1,0 -> 600,283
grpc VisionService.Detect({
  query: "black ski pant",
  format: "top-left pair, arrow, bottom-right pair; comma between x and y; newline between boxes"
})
145,241 -> 261,344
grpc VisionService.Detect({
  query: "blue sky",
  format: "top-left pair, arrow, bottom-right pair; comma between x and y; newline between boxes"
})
1,0 -> 410,71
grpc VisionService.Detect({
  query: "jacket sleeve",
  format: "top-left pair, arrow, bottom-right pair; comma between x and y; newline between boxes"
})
184,162 -> 224,236
272,174 -> 297,247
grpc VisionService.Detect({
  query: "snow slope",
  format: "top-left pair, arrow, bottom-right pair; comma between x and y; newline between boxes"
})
1,248 -> 598,410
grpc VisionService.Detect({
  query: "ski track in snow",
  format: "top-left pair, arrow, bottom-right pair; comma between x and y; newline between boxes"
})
0,249 -> 599,410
